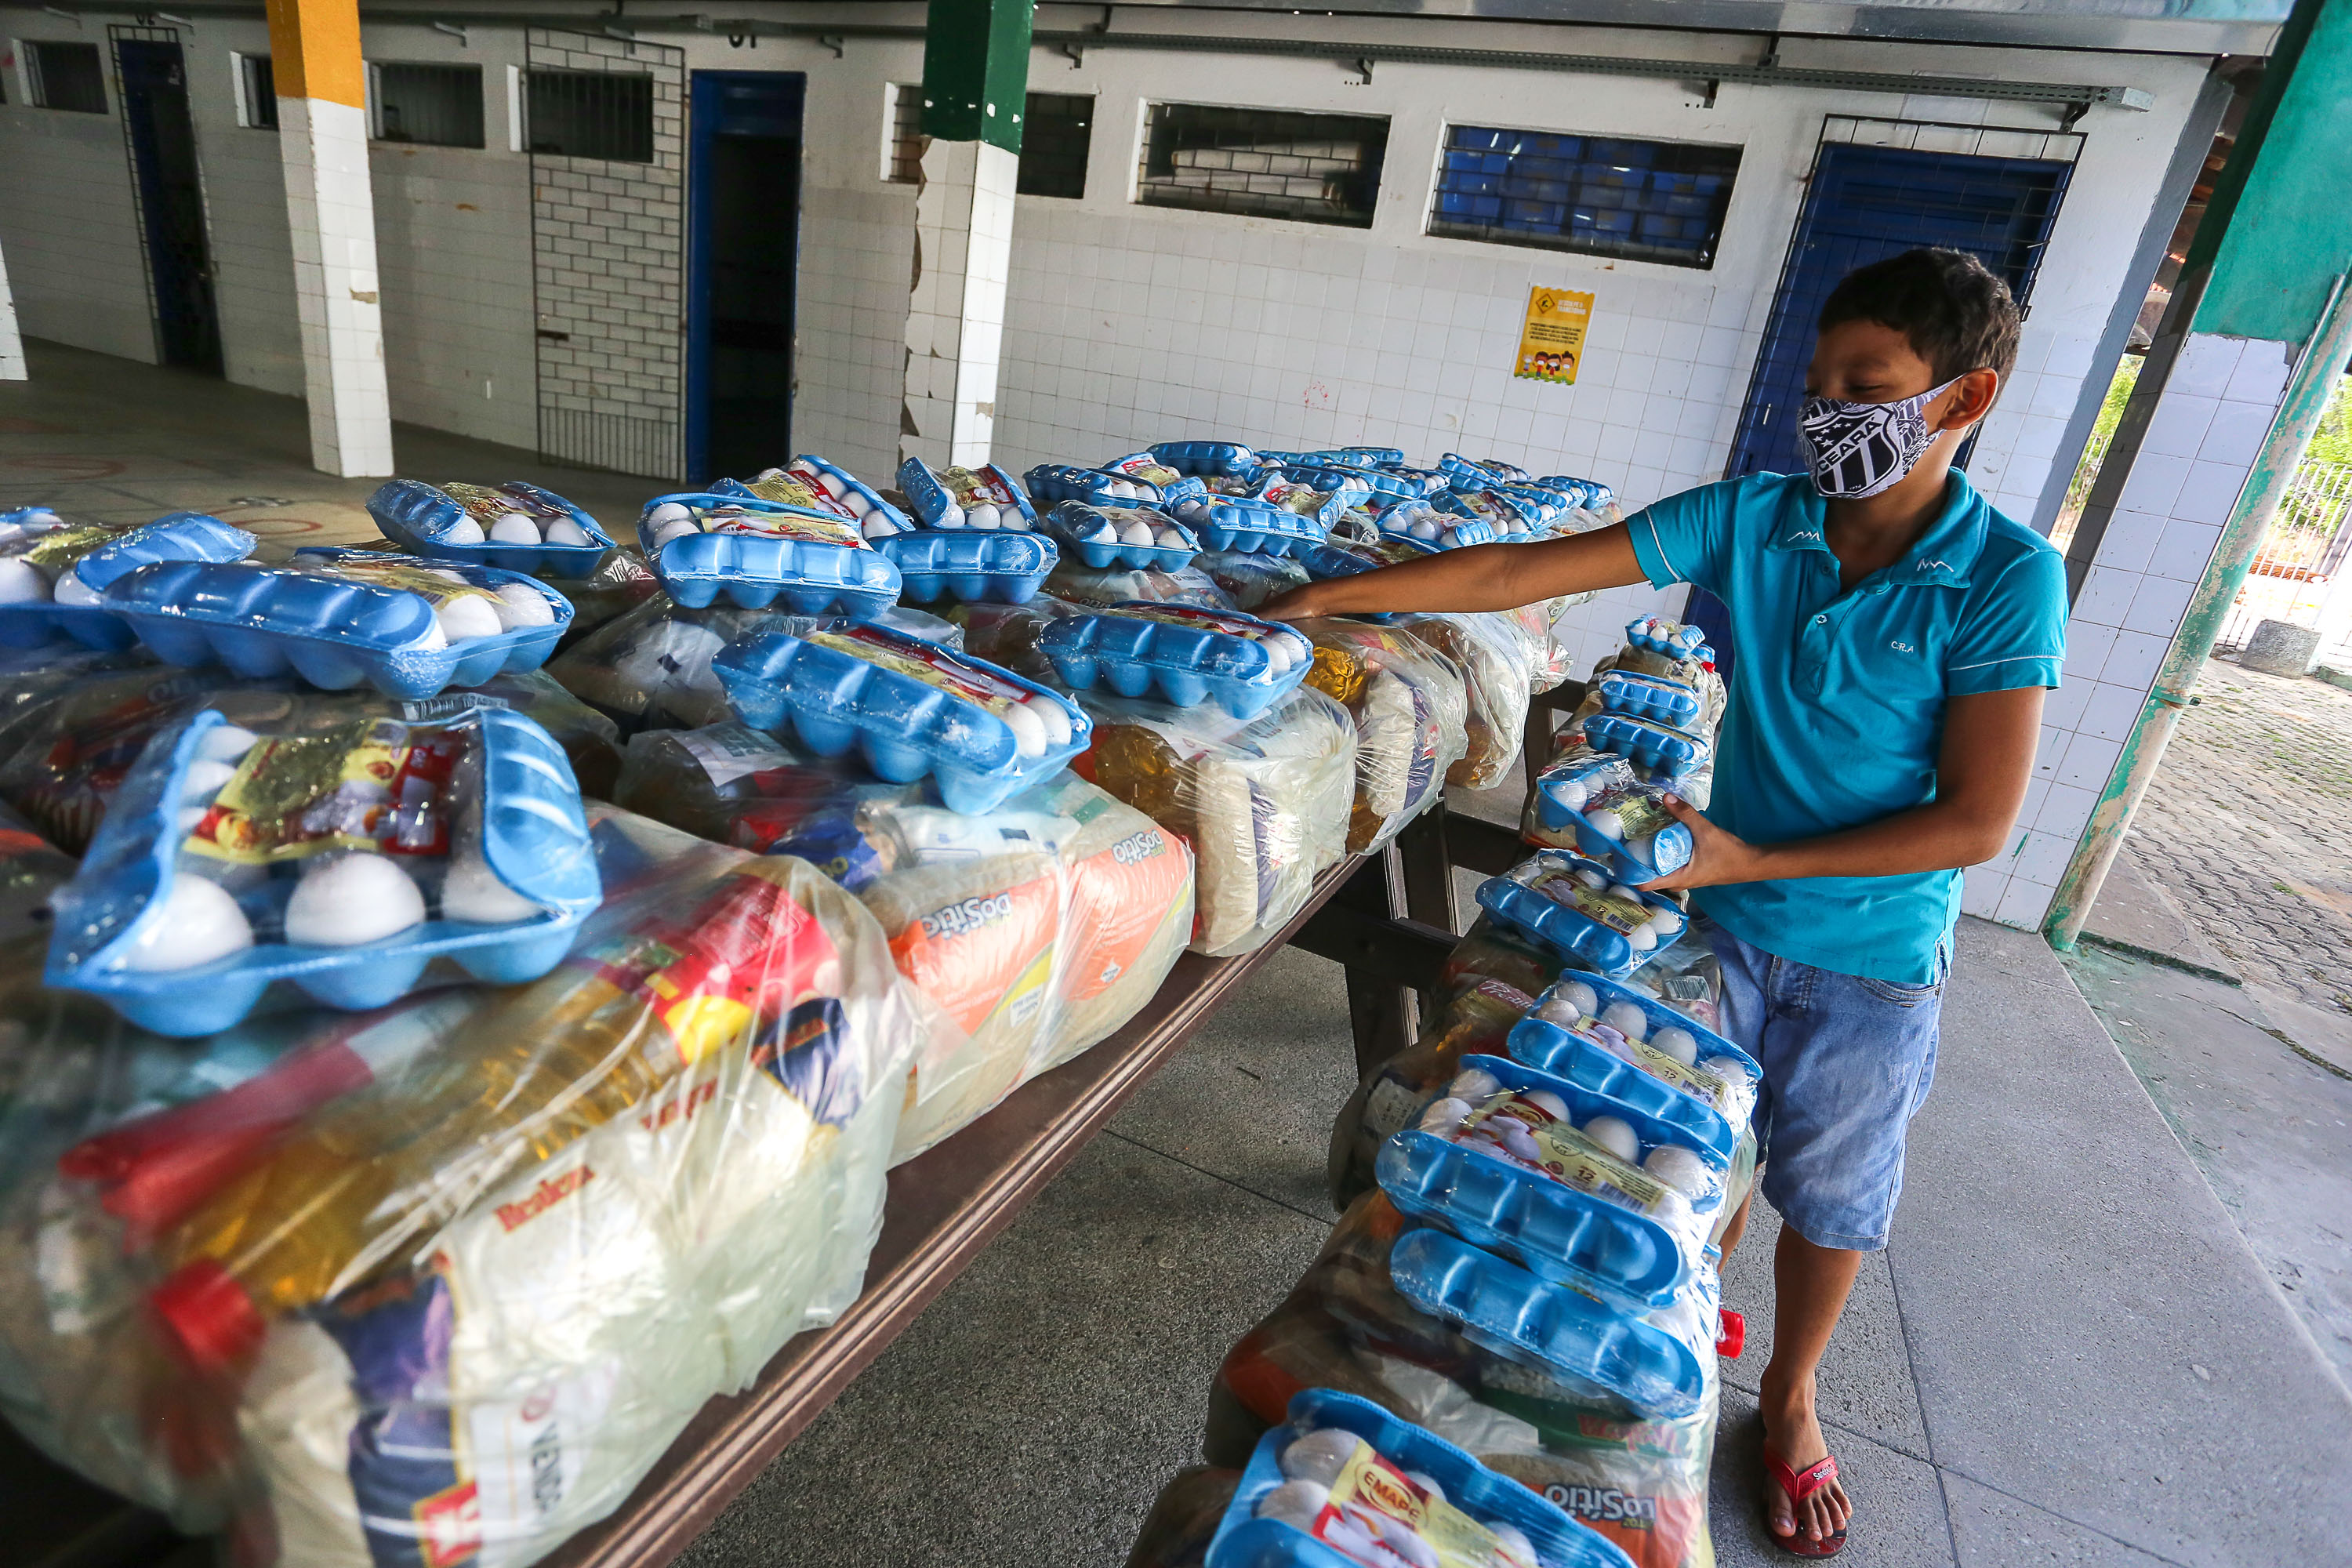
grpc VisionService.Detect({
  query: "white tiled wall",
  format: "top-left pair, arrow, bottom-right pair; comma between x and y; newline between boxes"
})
795,183 -> 916,481
278,96 -> 394,476
903,136 -> 1019,469
0,232 -> 25,379
1962,329 -> 2292,931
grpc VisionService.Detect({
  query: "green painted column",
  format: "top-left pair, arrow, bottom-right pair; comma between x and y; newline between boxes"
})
920,0 -> 1033,154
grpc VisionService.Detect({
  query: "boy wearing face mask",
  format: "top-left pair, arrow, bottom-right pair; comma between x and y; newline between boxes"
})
1262,247 -> 2067,1558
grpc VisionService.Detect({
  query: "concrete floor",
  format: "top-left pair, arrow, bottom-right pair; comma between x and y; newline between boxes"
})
9,343 -> 2352,1567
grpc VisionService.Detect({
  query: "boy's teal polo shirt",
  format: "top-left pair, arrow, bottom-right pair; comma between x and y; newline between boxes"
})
1624,470 -> 2067,983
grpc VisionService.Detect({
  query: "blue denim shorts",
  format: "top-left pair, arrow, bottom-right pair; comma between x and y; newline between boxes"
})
1701,915 -> 1945,1251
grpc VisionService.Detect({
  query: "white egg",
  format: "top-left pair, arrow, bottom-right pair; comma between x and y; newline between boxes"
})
1279,1428 -> 1360,1487
427,568 -> 470,585
436,593 -> 506,643
1403,1471 -> 1446,1504
1559,980 -> 1601,1016
0,558 -> 52,603
1651,1025 -> 1700,1066
1254,1479 -> 1329,1530
440,849 -> 544,924
1497,1121 -> 1544,1162
756,467 -> 788,483
1601,1000 -> 1650,1041
1088,518 -> 1120,543
1175,497 -> 1207,520
648,502 -> 694,528
816,470 -> 849,499
1030,695 -> 1072,747
544,517 -> 591,548
53,569 -> 103,606
120,876 -> 256,971
413,619 -> 449,652
861,514 -> 898,539
180,758 -> 238,802
442,517 -> 486,545
285,853 -> 426,947
1409,519 -> 1439,540
936,501 -> 967,528
1449,1067 -> 1502,1102
1258,637 -> 1294,673
1418,1095 -> 1472,1131
1549,778 -> 1590,812
492,581 -> 557,629
1120,520 -> 1154,546
1648,905 -> 1686,940
1376,1515 -> 1441,1568
997,699 -> 1047,758
1608,883 -> 1645,905
967,503 -> 1003,531
1154,526 -> 1189,549
1534,994 -> 1581,1027
1584,807 -> 1624,840
844,489 -> 873,517
488,513 -> 540,544
177,805 -> 208,834
1644,1143 -> 1711,1197
194,724 -> 259,764
1522,1088 -> 1569,1120
1490,1523 -> 1537,1565
654,519 -> 702,547
1109,480 -> 1138,499
1700,1054 -> 1756,1087
1582,1114 -> 1640,1163
1572,866 -> 1608,890
1323,1519 -> 1381,1563
1626,924 -> 1657,952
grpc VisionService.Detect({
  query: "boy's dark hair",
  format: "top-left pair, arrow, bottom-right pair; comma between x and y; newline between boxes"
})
1819,248 -> 2022,383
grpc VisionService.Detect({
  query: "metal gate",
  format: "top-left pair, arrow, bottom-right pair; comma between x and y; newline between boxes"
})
2215,456 -> 2352,659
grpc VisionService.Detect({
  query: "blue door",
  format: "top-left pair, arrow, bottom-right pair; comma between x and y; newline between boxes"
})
1693,140 -> 2074,662
116,37 -> 222,373
686,71 -> 804,484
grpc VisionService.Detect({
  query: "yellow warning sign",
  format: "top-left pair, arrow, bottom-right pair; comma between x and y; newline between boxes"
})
1514,287 -> 1593,385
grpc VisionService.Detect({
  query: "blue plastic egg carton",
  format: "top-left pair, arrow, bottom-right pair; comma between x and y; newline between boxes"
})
1524,759 -> 1692,883
1209,1388 -> 1633,1568
103,548 -> 574,699
1098,452 -> 1208,503
637,492 -> 902,615
1036,603 -> 1312,717
366,479 -> 615,578
1371,463 -> 1454,499
875,528 -> 1055,604
1147,440 -> 1261,478
712,626 -> 1090,815
1473,854 -> 1683,978
1508,1027 -> 1754,1171
1623,615 -> 1709,662
0,511 -> 256,652
1446,1050 -> 1731,1211
1269,463 -> 1394,510
771,453 -> 917,534
1388,1228 -> 1705,1420
1375,502 -> 1495,551
1169,495 -> 1329,556
1582,711 -> 1711,778
47,706 -> 600,1036
1377,1131 -> 1686,1313
895,459 -> 1040,531
1025,463 -> 1172,510
1544,475 -> 1617,511
1040,499 -> 1202,570
1596,670 -> 1702,726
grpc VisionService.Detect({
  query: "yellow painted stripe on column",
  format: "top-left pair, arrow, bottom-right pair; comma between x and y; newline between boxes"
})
264,0 -> 365,109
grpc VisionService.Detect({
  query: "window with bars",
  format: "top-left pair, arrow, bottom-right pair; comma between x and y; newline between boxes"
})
1018,92 -> 1091,199
1429,126 -> 1740,269
884,82 -> 923,183
1136,103 -> 1386,228
234,53 -> 278,129
27,40 -> 107,113
372,61 -> 484,147
525,67 -> 652,162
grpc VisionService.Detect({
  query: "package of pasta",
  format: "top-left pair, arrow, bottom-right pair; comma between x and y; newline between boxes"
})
1327,975 -> 1534,1211
1127,1467 -> 1244,1568
1208,1194 -> 1722,1568
1298,620 -> 1468,854
1072,684 -> 1353,958
546,593 -> 960,736
0,804 -> 923,1568
1395,612 -> 1538,789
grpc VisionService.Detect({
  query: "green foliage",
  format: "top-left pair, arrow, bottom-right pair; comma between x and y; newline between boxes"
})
2092,355 -> 2142,446
2307,374 -> 2352,467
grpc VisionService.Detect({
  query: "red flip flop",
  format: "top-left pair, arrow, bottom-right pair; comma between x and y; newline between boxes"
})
1762,1443 -> 1848,1558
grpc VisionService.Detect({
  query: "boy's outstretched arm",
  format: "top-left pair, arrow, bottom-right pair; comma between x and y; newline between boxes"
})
1646,685 -> 2045,891
1258,525 -> 1650,621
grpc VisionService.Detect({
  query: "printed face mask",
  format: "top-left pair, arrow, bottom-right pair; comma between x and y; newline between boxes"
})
1795,376 -> 1969,500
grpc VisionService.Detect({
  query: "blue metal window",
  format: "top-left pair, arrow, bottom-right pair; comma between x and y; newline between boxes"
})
1428,126 -> 1739,269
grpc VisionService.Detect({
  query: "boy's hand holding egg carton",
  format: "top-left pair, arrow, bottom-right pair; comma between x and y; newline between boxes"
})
727,454 -> 916,539
0,508 -> 257,650
45,697 -> 599,1036
1524,751 -> 1692,884
895,458 -> 1041,531
101,547 -> 570,699
1036,601 -> 1314,717
365,479 -> 614,576
1474,851 -> 1686,979
1039,496 -> 1203,571
1218,1389 -> 1632,1568
637,492 -> 902,615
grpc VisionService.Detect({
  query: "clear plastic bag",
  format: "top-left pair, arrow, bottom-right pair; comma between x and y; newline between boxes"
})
1127,1466 -> 1243,1568
0,804 -> 921,1566
1210,1194 -> 1722,1568
1298,621 -> 1468,855
1042,561 -> 1235,610
1073,685 -> 1354,958
1395,612 -> 1537,790
1328,977 -> 1533,1211
1193,550 -> 1311,612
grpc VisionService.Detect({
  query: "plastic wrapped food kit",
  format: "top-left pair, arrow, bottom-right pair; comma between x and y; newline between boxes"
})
1519,753 -> 1692,884
1073,684 -> 1353,958
1212,1388 -> 1631,1568
1149,439 -> 1262,478
551,546 -> 663,649
101,549 -> 573,699
1130,1467 -> 1245,1568
874,527 -> 1057,604
1039,603 -> 1315,717
1394,613 -> 1537,789
1046,560 -> 1236,610
1026,461 -> 1185,510
365,479 -> 615,576
715,622 -> 1091,815
1377,499 -> 1497,550
1508,982 -> 1759,1174
1099,451 -> 1209,503
1593,670 -> 1701,728
895,459 -> 1040,530
1195,550 -> 1311,612
635,492 -> 901,615
1298,620 -> 1469,855
0,510 -> 256,651
1039,498 -> 1203,570
1168,489 -> 1331,555
47,698 -> 600,1035
1578,713 -> 1712,782
1475,854 -> 1687,978
1623,616 -> 1706,662
729,454 -> 916,537
0,797 -> 75,944
1329,977 -> 1533,1210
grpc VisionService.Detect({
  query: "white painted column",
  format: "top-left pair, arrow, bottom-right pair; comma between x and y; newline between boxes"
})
901,137 -> 1018,471
0,234 -> 26,381
276,95 -> 393,475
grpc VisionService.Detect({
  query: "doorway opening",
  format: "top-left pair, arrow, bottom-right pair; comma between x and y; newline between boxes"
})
687,71 -> 804,484
113,31 -> 223,375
